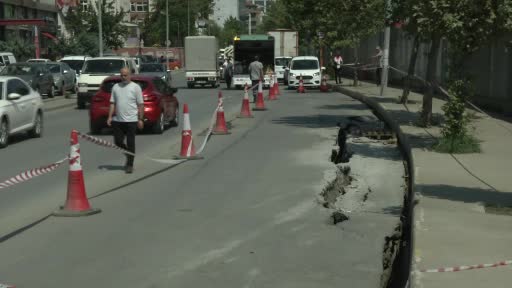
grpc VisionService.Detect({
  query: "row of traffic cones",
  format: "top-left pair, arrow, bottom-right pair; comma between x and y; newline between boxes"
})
54,74 -> 287,217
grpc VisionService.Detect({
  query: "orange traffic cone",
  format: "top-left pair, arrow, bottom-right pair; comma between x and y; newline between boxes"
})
213,91 -> 230,134
297,75 -> 305,93
273,74 -> 281,96
268,74 -> 277,100
320,75 -> 329,92
253,80 -> 267,111
53,130 -> 101,217
175,104 -> 203,159
238,84 -> 254,118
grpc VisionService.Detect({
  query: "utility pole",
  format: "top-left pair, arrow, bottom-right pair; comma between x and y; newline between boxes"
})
98,0 -> 103,56
166,0 -> 169,70
187,0 -> 190,36
379,0 -> 391,96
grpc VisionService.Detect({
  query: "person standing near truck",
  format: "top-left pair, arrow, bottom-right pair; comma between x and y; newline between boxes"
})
223,57 -> 234,89
248,55 -> 263,102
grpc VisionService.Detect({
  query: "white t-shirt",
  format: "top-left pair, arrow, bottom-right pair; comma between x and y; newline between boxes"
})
334,56 -> 343,69
110,81 -> 143,122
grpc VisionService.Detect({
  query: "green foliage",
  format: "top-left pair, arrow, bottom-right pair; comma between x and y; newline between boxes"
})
434,79 -> 480,153
143,0 -> 214,47
50,33 -> 99,57
0,39 -> 35,61
64,0 -> 128,50
220,16 -> 242,47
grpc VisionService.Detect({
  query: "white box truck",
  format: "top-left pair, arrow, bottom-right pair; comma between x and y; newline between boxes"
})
267,30 -> 298,83
185,36 -> 219,88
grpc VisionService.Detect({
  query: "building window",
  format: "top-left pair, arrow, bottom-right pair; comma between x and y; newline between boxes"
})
131,3 -> 136,12
80,0 -> 89,11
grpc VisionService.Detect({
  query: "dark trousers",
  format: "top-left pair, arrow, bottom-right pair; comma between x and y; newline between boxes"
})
334,68 -> 342,84
112,121 -> 137,167
225,76 -> 232,89
252,80 -> 259,101
376,68 -> 382,86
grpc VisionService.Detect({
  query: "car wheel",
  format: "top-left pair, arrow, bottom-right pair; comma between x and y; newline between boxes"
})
48,85 -> 55,98
170,106 -> 179,127
152,112 -> 164,134
28,111 -> 43,138
89,120 -> 102,135
0,118 -> 8,148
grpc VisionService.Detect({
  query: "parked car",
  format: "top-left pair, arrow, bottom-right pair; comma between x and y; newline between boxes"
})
139,63 -> 171,85
0,52 -> 16,73
27,58 -> 51,63
0,63 -> 55,97
77,56 -> 138,109
59,55 -> 91,89
0,76 -> 44,148
275,56 -> 292,83
286,56 -> 324,89
89,75 -> 179,135
160,57 -> 181,70
46,62 -> 77,95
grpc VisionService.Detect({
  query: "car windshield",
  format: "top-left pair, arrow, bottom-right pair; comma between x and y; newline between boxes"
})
48,64 -> 61,73
140,64 -> 164,73
61,60 -> 84,72
291,60 -> 319,70
82,59 -> 125,74
275,58 -> 291,66
102,79 -> 148,93
0,64 -> 36,75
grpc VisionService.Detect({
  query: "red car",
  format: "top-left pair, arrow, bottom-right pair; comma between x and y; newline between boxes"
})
89,75 -> 179,134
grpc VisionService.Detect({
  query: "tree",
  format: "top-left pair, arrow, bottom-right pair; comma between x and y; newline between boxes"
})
397,0 -> 512,126
0,39 -> 34,61
64,0 -> 128,52
143,0 -> 214,47
220,16 -> 242,47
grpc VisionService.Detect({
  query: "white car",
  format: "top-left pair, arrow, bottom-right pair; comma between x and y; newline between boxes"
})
287,56 -> 324,89
77,56 -> 138,109
0,76 -> 44,148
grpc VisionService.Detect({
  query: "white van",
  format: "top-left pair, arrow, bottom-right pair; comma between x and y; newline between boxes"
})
0,52 -> 16,72
274,56 -> 292,83
287,56 -> 324,89
77,56 -> 138,109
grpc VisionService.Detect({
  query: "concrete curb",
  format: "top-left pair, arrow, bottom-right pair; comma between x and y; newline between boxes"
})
331,84 -> 415,288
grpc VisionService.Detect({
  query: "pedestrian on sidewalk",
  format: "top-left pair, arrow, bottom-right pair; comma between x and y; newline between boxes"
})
248,55 -> 263,102
333,51 -> 343,84
223,57 -> 234,89
107,67 -> 144,174
372,46 -> 383,86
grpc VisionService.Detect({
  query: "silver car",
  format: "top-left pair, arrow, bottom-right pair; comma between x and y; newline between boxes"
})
46,62 -> 77,96
0,76 -> 44,148
139,63 -> 171,85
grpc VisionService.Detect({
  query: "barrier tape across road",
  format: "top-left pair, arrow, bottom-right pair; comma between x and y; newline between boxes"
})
0,98 -> 224,189
418,260 -> 512,273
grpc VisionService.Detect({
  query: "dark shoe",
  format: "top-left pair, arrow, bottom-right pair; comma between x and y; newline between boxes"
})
125,166 -> 133,174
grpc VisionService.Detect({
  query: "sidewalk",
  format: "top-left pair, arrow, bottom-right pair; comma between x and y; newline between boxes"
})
333,78 -> 512,288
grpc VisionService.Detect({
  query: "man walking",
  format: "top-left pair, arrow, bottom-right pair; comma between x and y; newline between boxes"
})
372,46 -> 383,86
333,52 -> 343,84
107,67 -> 144,174
248,55 -> 263,102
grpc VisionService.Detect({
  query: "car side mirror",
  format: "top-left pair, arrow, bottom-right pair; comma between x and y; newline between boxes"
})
7,93 -> 21,100
39,72 -> 44,77
282,66 -> 287,69
63,70 -> 68,74
167,69 -> 171,72
321,67 -> 326,70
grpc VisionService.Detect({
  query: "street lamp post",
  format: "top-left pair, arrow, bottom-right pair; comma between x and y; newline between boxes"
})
98,0 -> 103,56
166,0 -> 169,71
187,0 -> 190,36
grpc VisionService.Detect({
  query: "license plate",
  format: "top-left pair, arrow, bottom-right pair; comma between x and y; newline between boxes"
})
197,81 -> 206,84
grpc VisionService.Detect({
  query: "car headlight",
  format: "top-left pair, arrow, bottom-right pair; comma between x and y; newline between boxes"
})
161,75 -> 166,80
313,72 -> 320,76
78,83 -> 88,87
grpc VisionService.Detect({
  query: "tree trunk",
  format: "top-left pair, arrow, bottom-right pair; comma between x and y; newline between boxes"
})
353,46 -> 359,86
420,35 -> 441,127
400,35 -> 420,104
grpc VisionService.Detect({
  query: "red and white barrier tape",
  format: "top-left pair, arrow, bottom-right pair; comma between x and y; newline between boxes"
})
419,260 -> 512,273
0,156 -> 70,190
77,132 -> 135,156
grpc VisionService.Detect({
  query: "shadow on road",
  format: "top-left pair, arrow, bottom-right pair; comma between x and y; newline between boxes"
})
418,184 -> 512,206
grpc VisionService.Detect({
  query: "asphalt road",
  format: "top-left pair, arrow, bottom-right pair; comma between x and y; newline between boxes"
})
0,72 -> 405,287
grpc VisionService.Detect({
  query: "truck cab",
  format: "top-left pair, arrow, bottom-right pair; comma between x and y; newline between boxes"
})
232,35 -> 275,89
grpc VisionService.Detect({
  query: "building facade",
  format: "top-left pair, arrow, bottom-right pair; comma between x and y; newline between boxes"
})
0,0 -> 58,59
211,0 -> 239,27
